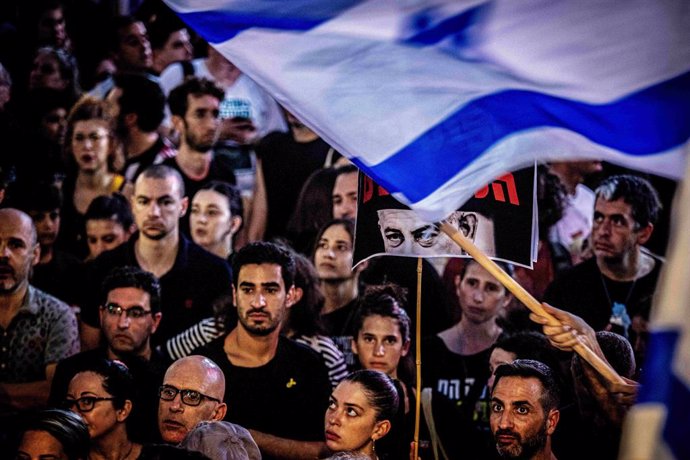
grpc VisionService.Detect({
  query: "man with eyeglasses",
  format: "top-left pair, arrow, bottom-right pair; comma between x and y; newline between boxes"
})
49,266 -> 166,443
544,174 -> 663,368
158,355 -> 243,445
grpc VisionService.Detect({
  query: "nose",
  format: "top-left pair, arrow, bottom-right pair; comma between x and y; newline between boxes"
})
497,409 -> 514,430
117,311 -> 131,329
472,288 -> 484,303
251,292 -> 267,308
147,201 -> 161,217
327,409 -> 342,427
168,392 -> 184,412
373,342 -> 385,357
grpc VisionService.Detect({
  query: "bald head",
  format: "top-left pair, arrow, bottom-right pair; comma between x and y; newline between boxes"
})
165,355 -> 225,400
158,356 -> 227,444
0,209 -> 40,296
0,208 -> 37,246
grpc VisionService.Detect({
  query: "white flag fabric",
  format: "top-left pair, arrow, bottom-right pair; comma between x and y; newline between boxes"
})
164,0 -> 690,222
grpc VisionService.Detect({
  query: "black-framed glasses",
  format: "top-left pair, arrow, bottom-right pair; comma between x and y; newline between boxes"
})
102,303 -> 152,319
62,396 -> 116,412
158,385 -> 221,407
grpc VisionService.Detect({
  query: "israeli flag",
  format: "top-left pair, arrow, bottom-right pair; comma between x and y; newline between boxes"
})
164,0 -> 690,222
619,159 -> 690,460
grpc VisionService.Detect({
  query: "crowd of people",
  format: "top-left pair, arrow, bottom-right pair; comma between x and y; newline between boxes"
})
0,1 -> 675,459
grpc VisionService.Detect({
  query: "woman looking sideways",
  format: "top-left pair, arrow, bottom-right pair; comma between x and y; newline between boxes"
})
64,360 -> 142,460
325,370 -> 398,460
189,181 -> 243,260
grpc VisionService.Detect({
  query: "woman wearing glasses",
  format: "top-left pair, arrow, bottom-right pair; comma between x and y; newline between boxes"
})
61,96 -> 125,258
64,359 -> 142,460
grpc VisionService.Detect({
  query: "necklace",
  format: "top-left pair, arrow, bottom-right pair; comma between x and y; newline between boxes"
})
599,273 -> 637,337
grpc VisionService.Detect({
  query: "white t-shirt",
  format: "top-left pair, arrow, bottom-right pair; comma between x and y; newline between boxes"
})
550,183 -> 595,263
159,58 -> 287,138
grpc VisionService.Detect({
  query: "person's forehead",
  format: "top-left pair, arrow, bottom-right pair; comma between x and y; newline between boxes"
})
119,22 -> 147,42
167,29 -> 190,45
379,209 -> 425,227
321,224 -> 351,243
493,376 -> 544,403
73,119 -> 109,132
238,263 -> 285,285
0,212 -> 34,241
135,176 -> 180,197
187,93 -> 220,111
334,171 -> 358,193
164,362 -> 212,391
595,197 -> 633,216
86,219 -> 125,233
193,190 -> 229,208
362,314 -> 402,336
333,380 -> 371,408
107,286 -> 150,304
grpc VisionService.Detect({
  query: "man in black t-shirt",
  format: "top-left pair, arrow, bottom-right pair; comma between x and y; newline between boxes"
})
195,242 -> 331,460
545,174 -> 663,366
80,165 -> 232,351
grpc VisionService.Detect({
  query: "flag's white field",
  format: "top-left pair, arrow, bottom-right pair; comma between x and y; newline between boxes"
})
164,0 -> 690,222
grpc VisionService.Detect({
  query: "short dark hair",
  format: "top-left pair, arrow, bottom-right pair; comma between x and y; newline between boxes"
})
196,181 -> 243,222
594,174 -> 661,229
113,72 -> 165,133
85,193 -> 134,229
595,331 -> 636,379
342,370 -> 399,422
15,182 -> 62,212
109,16 -> 142,53
492,331 -> 559,371
71,359 -> 136,410
168,77 -> 224,118
146,10 -> 187,51
493,359 -> 561,412
232,242 -> 295,289
138,164 -> 185,198
353,283 -> 410,344
101,266 -> 161,313
19,409 -> 89,460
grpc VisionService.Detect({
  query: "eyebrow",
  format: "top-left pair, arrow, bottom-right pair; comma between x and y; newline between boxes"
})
239,281 -> 281,289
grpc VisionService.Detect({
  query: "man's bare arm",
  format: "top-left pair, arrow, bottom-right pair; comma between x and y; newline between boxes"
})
249,429 -> 330,460
0,363 -> 57,410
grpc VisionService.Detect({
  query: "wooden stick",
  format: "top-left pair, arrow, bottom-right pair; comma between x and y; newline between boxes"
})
439,221 -> 626,386
413,257 -> 423,460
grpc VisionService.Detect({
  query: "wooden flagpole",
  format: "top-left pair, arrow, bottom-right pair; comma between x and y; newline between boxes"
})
440,222 -> 626,386
413,257 -> 423,460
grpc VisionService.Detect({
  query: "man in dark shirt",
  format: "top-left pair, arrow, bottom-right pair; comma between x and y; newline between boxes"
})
195,242 -> 331,460
544,175 -> 662,365
80,165 -> 232,352
164,77 -> 236,234
50,266 -> 166,442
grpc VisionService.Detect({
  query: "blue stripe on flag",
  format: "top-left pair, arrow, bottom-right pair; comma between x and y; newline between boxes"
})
405,6 -> 488,47
174,2 -> 358,43
360,70 -> 690,203
665,375 -> 690,460
638,329 -> 690,460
